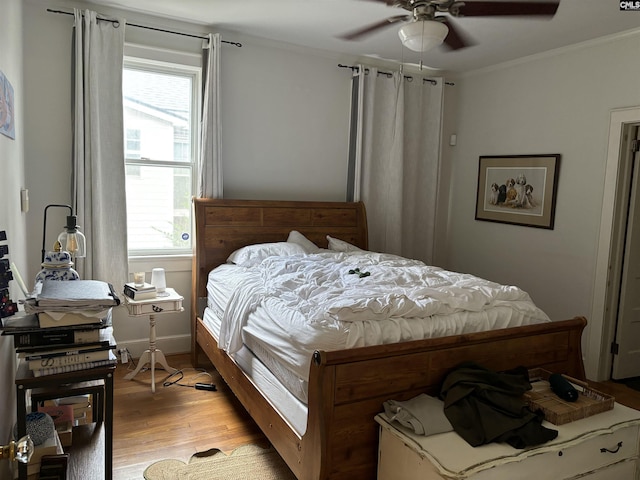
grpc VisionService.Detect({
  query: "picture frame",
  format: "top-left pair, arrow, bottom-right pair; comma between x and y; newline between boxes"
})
475,154 -> 560,229
0,70 -> 16,140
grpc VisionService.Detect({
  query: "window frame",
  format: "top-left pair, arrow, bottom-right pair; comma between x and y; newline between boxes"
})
123,52 -> 201,258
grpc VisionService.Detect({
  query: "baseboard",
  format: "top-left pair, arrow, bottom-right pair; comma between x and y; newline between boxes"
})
117,334 -> 190,359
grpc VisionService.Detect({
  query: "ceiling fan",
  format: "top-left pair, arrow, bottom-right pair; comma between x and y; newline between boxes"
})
340,1 -> 560,52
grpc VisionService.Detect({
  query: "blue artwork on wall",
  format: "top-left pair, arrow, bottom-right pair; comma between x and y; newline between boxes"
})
0,70 -> 15,140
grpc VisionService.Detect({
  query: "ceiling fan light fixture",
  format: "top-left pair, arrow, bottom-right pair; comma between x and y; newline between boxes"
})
398,20 -> 449,52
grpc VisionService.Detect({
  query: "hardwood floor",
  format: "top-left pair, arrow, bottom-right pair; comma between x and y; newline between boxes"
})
588,378 -> 640,411
112,353 -> 268,479
112,353 -> 640,479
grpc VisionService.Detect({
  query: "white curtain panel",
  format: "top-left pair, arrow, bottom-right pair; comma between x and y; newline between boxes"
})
72,9 -> 128,289
198,33 -> 223,198
356,66 -> 443,263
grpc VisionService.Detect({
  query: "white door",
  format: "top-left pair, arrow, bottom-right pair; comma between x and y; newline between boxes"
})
612,127 -> 640,379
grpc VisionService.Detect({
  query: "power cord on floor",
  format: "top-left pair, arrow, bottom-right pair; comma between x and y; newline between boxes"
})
162,368 -> 216,391
118,348 -> 215,391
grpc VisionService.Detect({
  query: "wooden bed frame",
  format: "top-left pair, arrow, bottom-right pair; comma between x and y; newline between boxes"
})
191,198 -> 587,480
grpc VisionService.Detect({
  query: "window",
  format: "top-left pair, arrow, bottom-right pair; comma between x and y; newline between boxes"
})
123,56 -> 200,256
125,128 -> 141,159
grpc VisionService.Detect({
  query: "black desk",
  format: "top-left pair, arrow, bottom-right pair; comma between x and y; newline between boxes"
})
15,362 -> 115,480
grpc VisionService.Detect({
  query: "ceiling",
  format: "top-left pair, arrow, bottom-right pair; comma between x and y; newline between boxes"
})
82,0 -> 640,73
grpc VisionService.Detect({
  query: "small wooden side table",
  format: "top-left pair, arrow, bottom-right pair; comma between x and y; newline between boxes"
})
123,288 -> 183,393
15,362 -> 115,480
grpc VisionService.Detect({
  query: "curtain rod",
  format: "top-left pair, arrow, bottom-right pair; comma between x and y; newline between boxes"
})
338,64 -> 454,86
47,8 -> 242,47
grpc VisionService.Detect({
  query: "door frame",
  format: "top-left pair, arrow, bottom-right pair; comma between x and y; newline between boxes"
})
589,106 -> 640,381
611,123 -> 640,379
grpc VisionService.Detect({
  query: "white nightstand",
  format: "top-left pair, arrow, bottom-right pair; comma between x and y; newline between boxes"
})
376,402 -> 640,479
123,287 -> 183,393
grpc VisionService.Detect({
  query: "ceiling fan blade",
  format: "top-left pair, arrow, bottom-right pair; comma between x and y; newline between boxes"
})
456,1 -> 559,17
440,18 -> 475,50
355,0 -> 410,6
339,14 -> 410,40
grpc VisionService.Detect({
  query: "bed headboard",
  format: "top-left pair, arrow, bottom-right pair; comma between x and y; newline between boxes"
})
190,198 -> 368,357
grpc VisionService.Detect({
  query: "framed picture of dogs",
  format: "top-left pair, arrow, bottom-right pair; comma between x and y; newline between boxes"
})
475,154 -> 560,229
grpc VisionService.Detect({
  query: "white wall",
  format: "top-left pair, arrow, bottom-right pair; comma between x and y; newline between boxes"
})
22,0 -> 360,358
446,30 -> 640,380
0,0 -> 26,471
221,37 -> 352,201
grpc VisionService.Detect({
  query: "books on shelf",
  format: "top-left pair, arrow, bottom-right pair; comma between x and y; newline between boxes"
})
37,309 -> 110,328
18,330 -> 115,361
37,395 -> 93,428
125,282 -> 155,292
3,311 -> 113,352
124,282 -> 157,300
15,326 -> 112,353
1,311 -> 111,332
37,404 -> 75,425
32,352 -> 117,377
27,348 -> 114,371
15,328 -> 102,349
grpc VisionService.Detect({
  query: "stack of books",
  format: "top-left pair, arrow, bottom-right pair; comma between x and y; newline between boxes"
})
1,280 -> 121,377
36,402 -> 74,447
8,312 -> 117,377
123,282 -> 157,300
37,394 -> 94,447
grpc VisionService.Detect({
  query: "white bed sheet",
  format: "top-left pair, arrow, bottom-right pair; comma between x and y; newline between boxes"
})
209,252 -> 551,391
207,265 -> 310,402
202,307 -> 309,436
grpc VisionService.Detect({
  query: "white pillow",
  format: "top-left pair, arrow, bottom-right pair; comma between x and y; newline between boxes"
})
287,230 -> 322,253
227,242 -> 307,267
326,235 -> 363,252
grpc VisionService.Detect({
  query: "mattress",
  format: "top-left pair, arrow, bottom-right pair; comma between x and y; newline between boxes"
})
207,251 -> 551,405
202,307 -> 308,436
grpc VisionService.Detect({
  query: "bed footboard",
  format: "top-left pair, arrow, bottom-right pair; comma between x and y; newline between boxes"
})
197,315 -> 587,480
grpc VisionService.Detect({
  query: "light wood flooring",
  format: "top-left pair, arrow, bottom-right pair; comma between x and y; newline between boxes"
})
113,353 -> 268,479
112,353 -> 640,479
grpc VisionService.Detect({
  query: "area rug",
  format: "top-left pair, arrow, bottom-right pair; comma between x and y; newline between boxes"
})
143,444 -> 297,480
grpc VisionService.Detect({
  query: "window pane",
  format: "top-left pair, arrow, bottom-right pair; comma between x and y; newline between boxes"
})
126,128 -> 141,159
123,69 -> 192,163
125,164 -> 192,251
123,59 -> 198,256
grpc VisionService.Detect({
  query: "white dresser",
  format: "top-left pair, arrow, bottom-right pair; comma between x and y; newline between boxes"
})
376,402 -> 640,480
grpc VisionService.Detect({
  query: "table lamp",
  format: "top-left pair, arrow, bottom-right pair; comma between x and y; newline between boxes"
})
41,204 -> 87,262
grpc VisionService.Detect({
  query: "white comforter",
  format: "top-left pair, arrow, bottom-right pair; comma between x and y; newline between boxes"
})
218,251 -> 550,358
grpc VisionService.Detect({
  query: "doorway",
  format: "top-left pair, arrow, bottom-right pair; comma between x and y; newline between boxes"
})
590,107 -> 640,382
610,124 -> 640,379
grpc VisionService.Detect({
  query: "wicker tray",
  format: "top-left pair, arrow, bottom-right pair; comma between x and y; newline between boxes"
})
524,368 -> 614,425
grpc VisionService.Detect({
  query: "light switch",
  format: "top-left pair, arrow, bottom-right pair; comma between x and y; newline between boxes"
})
20,189 -> 29,213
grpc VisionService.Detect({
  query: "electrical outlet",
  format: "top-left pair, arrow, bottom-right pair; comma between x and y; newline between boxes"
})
120,348 -> 128,364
